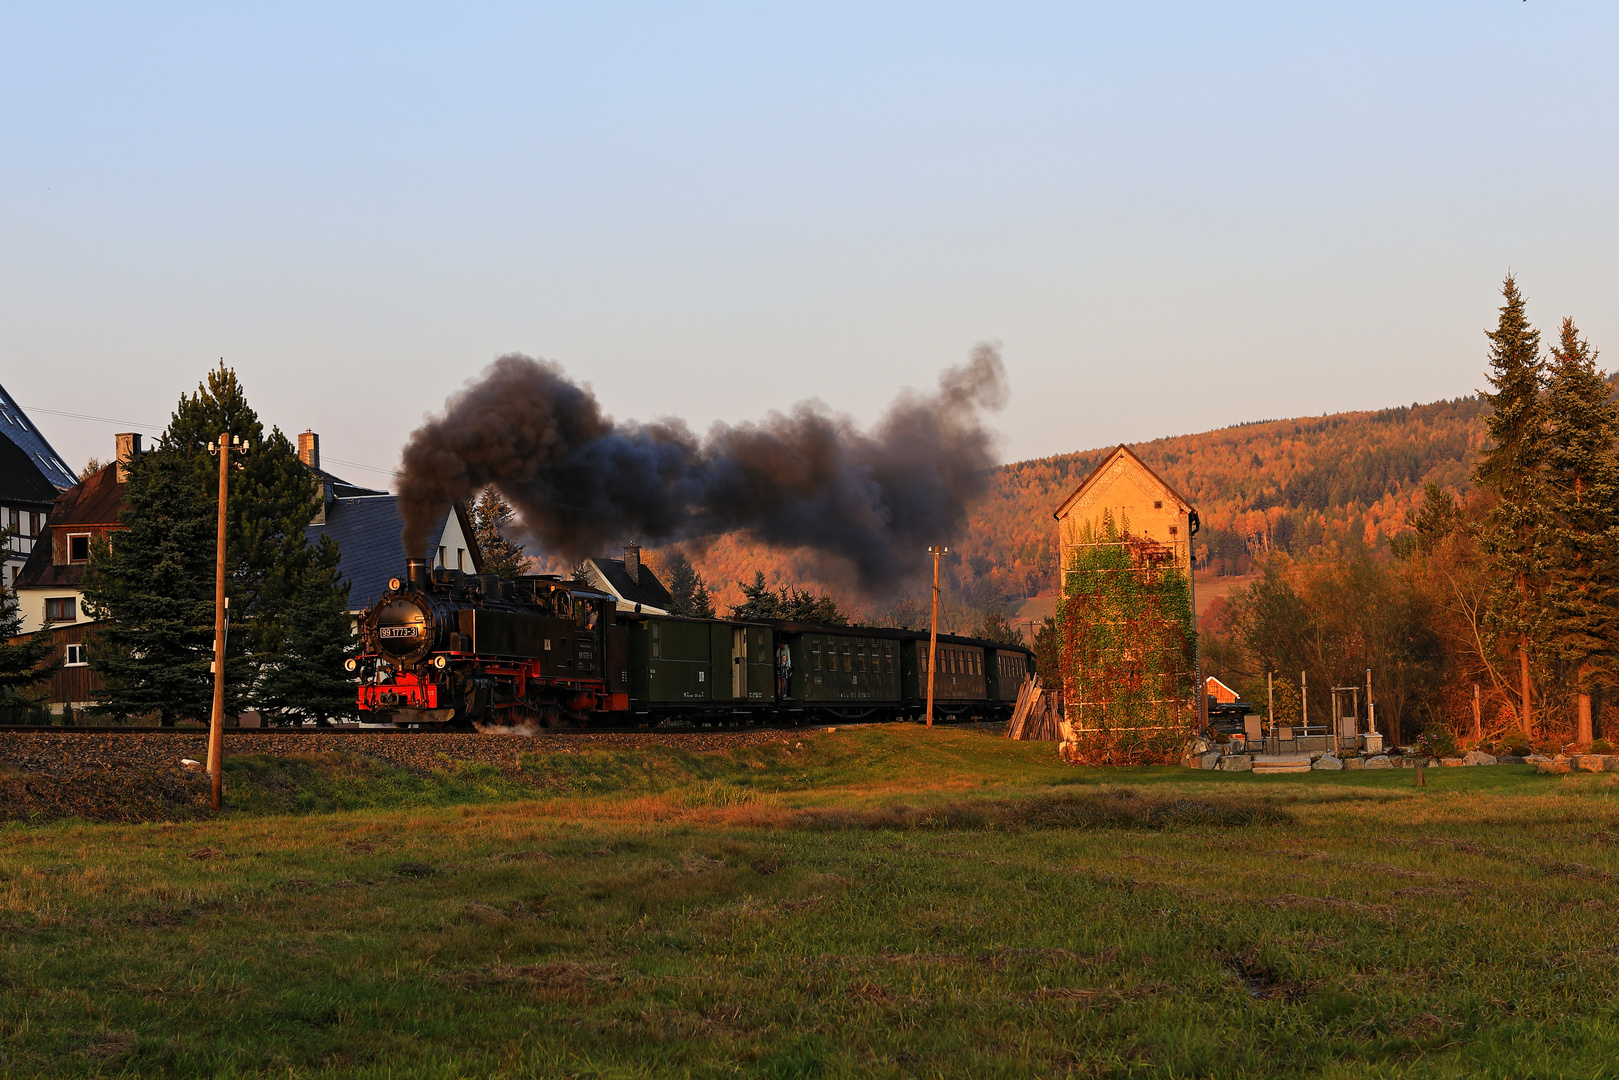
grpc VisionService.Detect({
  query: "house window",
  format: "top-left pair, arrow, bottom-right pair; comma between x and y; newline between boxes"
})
1154,501 -> 1162,509
27,512 -> 38,536
437,546 -> 446,567
68,534 -> 91,562
457,548 -> 465,570
45,597 -> 75,623
64,644 -> 87,666
5,509 -> 15,532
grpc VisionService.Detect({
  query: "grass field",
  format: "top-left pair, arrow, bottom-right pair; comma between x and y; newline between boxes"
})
4,724 -> 1619,1078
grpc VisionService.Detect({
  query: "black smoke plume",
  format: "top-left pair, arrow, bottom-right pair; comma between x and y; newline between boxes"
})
398,345 -> 1007,590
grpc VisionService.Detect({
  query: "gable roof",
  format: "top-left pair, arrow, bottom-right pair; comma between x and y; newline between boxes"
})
586,557 -> 674,612
14,465 -> 131,591
0,384 -> 77,499
1052,444 -> 1197,521
305,495 -> 457,612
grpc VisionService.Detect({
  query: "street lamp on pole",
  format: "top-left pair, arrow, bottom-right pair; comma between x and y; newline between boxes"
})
206,432 -> 248,811
925,545 -> 950,728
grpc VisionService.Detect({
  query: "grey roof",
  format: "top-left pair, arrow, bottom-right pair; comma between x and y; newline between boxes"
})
588,557 -> 674,611
0,384 -> 77,497
305,495 -> 450,612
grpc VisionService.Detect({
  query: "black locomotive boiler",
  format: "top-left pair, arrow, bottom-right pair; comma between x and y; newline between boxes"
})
353,558 -> 1036,727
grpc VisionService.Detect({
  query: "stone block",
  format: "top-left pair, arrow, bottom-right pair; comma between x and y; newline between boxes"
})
1537,760 -> 1571,775
1462,750 -> 1497,766
1198,750 -> 1222,770
1345,758 -> 1364,770
1495,755 -> 1526,765
1440,758 -> 1466,767
1398,756 -> 1423,768
1219,754 -> 1253,772
1313,754 -> 1343,770
1363,755 -> 1393,769
1578,755 -> 1610,773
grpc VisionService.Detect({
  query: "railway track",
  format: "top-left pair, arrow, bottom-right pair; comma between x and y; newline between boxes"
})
0,716 -> 995,736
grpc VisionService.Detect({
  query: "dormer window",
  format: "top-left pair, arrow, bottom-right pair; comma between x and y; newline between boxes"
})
68,534 -> 91,562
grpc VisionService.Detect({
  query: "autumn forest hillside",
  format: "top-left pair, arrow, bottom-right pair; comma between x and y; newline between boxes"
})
654,390 -> 1498,624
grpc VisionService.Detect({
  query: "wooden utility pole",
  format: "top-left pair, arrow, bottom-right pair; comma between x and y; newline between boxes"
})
1473,683 -> 1482,743
207,432 -> 247,810
1519,640 -> 1533,740
926,545 -> 949,727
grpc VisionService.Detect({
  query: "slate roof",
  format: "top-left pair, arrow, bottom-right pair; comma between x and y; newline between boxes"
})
0,383 -> 76,500
305,495 -> 451,612
587,557 -> 674,612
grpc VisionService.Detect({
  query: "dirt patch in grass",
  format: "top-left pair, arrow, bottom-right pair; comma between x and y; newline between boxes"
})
793,790 -> 1290,832
446,960 -> 619,993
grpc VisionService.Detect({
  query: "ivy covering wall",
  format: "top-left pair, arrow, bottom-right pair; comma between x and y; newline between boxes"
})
1058,512 -> 1198,764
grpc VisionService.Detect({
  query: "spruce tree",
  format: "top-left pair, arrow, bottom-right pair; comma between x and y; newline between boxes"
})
472,487 -> 528,578
164,364 -> 323,676
0,526 -> 57,705
664,549 -> 715,617
1474,274 -> 1548,738
256,536 -> 357,725
1541,317 -> 1619,741
82,444 -> 222,725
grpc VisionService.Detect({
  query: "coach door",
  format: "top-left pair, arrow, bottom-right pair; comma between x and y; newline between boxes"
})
732,628 -> 747,698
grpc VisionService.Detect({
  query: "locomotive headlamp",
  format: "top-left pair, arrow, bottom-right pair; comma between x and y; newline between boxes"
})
344,658 -> 358,672
433,655 -> 448,669
389,577 -> 404,592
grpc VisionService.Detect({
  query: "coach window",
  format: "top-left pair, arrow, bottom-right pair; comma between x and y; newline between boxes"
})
651,623 -> 661,659
842,645 -> 851,671
855,645 -> 865,672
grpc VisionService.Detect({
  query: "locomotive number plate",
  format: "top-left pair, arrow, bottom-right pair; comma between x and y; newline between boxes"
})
379,627 -> 418,639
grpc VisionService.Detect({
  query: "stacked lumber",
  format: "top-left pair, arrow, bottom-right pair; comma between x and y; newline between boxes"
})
1006,679 -> 1064,741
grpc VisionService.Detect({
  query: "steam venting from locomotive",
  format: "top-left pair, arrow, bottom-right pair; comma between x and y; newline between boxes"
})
398,345 -> 1007,589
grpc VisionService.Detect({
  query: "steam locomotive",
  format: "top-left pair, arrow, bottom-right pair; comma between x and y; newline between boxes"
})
350,558 -> 1035,727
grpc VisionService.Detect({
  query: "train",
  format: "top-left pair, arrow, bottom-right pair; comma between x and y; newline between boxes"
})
349,558 -> 1036,727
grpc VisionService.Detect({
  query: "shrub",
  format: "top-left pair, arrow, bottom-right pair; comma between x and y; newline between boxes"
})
1589,739 -> 1613,754
1415,723 -> 1459,760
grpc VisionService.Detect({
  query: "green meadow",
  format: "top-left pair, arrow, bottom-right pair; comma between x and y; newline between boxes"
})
3,725 -> 1618,1078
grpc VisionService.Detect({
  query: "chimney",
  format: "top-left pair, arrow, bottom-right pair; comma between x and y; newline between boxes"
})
298,430 -> 320,471
623,543 -> 641,585
114,433 -> 142,483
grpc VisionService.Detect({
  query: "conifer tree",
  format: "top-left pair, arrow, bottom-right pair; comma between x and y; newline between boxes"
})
1474,275 -> 1548,738
256,536 -> 357,725
664,549 -> 715,618
165,364 -> 323,672
82,444 -> 222,725
1541,317 -> 1619,741
472,487 -> 528,578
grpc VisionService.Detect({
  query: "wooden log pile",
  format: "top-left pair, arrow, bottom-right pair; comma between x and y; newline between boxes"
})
1006,678 -> 1068,742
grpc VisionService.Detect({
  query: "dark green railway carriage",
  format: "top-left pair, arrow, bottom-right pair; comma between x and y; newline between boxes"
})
624,615 -> 774,717
986,645 -> 1035,705
777,624 -> 906,715
902,635 -> 988,712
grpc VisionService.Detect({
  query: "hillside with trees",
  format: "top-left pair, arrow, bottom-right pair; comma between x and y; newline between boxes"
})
657,389 -> 1495,627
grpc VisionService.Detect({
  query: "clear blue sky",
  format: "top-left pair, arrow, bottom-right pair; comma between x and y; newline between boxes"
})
3,3 -> 1615,484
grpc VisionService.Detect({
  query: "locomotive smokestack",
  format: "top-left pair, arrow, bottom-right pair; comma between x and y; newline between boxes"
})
407,558 -> 428,591
623,543 -> 641,584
